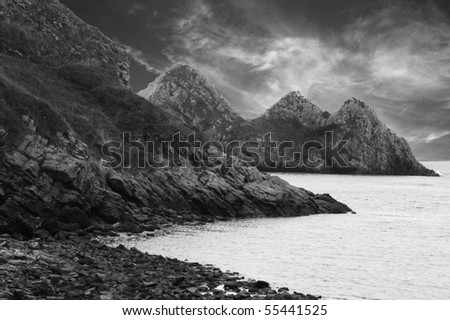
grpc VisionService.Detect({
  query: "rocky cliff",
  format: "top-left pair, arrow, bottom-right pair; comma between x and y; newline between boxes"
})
138,63 -> 241,141
322,98 -> 435,175
140,65 -> 436,175
0,0 -> 351,239
248,94 -> 437,175
263,91 -> 327,128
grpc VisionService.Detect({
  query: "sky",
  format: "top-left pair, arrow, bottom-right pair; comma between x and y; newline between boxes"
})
61,0 -> 450,160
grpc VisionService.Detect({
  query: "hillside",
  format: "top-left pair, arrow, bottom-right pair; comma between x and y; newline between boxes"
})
0,0 -> 351,238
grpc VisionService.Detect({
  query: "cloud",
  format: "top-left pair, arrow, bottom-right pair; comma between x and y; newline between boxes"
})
127,3 -> 146,16
349,6 -> 450,100
59,0 -> 450,159
122,44 -> 162,74
424,131 -> 450,143
154,0 -> 450,158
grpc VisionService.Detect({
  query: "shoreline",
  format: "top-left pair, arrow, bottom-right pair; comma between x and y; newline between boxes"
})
0,233 -> 320,300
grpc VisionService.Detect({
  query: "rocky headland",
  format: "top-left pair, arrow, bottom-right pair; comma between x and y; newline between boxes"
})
139,66 -> 437,176
252,92 -> 437,175
0,0 -> 352,300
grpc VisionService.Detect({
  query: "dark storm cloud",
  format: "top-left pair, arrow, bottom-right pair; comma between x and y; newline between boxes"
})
62,0 -> 450,159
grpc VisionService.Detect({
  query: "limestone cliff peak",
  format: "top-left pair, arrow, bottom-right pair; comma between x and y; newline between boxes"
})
138,63 -> 241,140
264,91 -> 323,128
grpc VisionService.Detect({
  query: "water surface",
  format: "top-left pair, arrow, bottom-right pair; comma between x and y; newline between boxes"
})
118,161 -> 450,299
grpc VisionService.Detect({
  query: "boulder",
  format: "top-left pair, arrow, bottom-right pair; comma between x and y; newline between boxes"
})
253,280 -> 270,289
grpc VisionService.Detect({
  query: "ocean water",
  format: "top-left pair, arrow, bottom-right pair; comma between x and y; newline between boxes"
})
119,161 -> 450,299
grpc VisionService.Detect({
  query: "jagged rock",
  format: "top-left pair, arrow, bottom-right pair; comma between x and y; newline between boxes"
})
322,99 -> 437,175
140,62 -> 435,176
106,174 -> 134,201
263,91 -> 324,127
234,93 -> 437,176
0,130 -> 351,237
138,63 -> 241,140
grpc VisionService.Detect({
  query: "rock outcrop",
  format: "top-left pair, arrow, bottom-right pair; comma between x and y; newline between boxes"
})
138,63 -> 241,141
140,63 -> 435,176
263,91 -> 326,128
0,0 -> 351,238
246,95 -> 437,175
0,128 -> 351,237
322,99 -> 436,175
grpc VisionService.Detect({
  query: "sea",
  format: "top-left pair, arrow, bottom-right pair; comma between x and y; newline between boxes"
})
117,161 -> 450,299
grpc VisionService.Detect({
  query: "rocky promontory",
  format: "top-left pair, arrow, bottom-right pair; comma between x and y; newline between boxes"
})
141,66 -> 437,176
243,93 -> 437,175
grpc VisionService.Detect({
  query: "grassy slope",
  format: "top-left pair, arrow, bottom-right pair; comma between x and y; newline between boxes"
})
0,16 -> 199,165
0,53 -> 196,163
